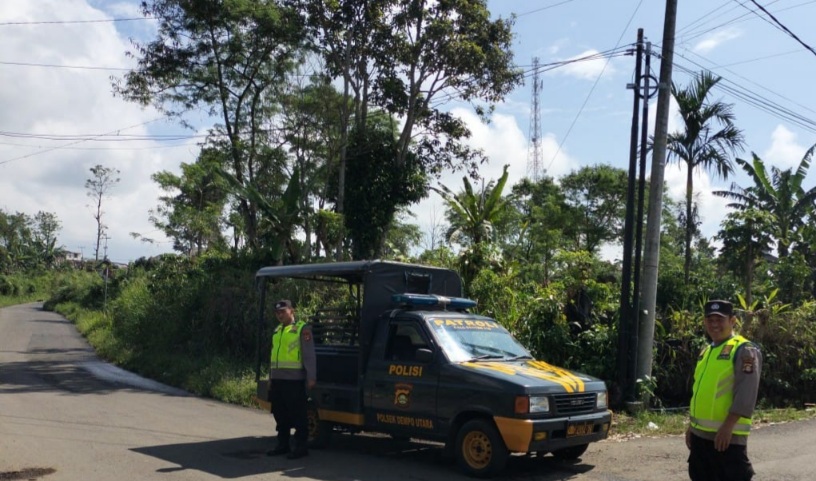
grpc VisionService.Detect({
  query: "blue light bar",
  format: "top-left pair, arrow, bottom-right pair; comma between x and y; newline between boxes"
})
391,293 -> 477,310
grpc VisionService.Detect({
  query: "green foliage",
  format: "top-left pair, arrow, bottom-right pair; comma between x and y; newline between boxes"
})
742,300 -> 816,406
343,117 -> 427,259
560,164 -> 629,253
714,143 -> 816,262
150,149 -> 229,256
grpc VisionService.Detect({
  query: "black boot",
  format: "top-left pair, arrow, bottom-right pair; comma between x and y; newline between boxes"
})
266,436 -> 290,456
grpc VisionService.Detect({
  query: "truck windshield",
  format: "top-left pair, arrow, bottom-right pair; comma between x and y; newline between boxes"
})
427,317 -> 532,363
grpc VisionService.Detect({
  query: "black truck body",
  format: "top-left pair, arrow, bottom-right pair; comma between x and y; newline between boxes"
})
255,261 -> 611,477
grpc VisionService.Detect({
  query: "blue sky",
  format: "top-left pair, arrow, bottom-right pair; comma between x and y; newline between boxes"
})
1,0 -> 815,262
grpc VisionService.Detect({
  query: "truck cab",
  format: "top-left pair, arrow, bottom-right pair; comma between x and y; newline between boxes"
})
254,261 -> 611,477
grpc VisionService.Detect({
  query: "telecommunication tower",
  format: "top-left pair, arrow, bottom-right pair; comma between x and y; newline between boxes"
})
526,57 -> 544,181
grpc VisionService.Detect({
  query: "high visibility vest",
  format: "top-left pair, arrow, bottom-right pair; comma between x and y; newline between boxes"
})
690,335 -> 752,435
271,320 -> 305,370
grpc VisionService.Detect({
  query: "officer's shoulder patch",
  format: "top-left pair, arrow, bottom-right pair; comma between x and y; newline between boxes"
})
302,329 -> 312,343
741,345 -> 757,373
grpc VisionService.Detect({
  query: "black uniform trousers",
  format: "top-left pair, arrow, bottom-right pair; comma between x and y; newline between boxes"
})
269,379 -> 309,451
688,432 -> 755,481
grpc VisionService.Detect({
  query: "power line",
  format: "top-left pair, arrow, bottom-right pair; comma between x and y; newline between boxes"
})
0,131 -> 201,141
664,51 -> 816,134
515,0 -> 577,17
0,17 -> 153,26
679,0 -> 816,46
0,140 -> 193,151
743,0 -> 816,57
545,0 -> 644,173
0,118 -> 166,167
0,60 -> 131,71
675,46 -> 816,119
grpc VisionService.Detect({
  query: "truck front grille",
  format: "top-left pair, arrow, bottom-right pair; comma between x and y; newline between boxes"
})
552,393 -> 596,415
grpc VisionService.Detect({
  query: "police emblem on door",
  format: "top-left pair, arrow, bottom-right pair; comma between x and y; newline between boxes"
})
394,383 -> 412,408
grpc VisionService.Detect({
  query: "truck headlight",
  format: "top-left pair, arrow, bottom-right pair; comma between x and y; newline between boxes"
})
596,391 -> 608,409
529,395 -> 550,413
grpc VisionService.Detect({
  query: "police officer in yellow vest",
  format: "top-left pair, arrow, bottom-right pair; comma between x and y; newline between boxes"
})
686,300 -> 762,481
267,299 -> 316,459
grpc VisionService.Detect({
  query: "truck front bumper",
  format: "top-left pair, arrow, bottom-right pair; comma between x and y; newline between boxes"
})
494,410 -> 613,453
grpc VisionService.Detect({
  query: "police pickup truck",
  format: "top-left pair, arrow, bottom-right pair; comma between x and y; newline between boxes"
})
254,261 -> 611,477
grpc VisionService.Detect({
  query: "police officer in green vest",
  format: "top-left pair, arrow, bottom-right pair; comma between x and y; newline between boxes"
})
686,300 -> 762,481
267,299 -> 316,459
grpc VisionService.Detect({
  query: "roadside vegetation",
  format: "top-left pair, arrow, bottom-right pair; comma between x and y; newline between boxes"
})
2,0 -> 816,435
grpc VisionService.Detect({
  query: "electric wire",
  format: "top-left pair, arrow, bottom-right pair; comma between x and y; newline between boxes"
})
743,0 -> 816,57
545,0 -> 644,173
515,0 -> 577,18
668,46 -> 816,119
0,60 -> 131,71
0,119 -> 166,166
0,17 -> 152,26
679,0 -> 815,46
661,49 -> 816,134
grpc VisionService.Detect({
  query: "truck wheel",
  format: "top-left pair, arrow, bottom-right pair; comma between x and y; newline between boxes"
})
455,419 -> 508,478
552,443 -> 588,460
306,405 -> 332,449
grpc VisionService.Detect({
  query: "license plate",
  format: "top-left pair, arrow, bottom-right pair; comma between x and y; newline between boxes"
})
567,422 -> 594,437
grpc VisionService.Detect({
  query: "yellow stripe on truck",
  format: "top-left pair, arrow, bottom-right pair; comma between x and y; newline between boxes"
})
461,361 -> 585,393
318,409 -> 365,425
493,416 -> 533,452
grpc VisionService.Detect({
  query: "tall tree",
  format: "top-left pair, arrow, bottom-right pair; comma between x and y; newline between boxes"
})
31,211 -> 62,268
299,0 -> 522,256
114,0 -> 305,251
506,176 -> 570,283
278,79 -> 347,259
715,208 -> 774,306
150,148 -> 228,257
344,112 -> 427,260
667,71 -> 745,283
560,164 -> 628,254
0,210 -> 33,273
85,165 -> 120,261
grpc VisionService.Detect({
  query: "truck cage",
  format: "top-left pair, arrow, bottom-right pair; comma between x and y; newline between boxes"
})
254,260 -> 464,384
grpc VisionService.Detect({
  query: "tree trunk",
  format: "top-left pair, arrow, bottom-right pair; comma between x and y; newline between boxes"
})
684,164 -> 694,284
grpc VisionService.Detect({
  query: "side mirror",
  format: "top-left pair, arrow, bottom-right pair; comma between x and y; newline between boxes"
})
415,348 -> 434,363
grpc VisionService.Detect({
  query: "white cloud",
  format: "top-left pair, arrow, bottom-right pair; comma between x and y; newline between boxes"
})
547,49 -> 616,80
693,27 -> 742,54
0,0 -> 192,262
412,108 -> 579,249
762,125 -> 807,169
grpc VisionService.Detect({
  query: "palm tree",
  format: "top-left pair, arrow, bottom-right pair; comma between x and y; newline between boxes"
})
432,165 -> 510,247
432,165 -> 510,289
667,71 -> 745,283
714,143 -> 816,259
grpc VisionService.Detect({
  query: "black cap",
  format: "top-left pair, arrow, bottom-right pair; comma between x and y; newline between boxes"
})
274,299 -> 293,310
704,300 -> 733,318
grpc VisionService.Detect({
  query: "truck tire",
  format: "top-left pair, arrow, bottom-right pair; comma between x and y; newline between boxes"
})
552,443 -> 589,460
306,404 -> 332,449
454,419 -> 508,478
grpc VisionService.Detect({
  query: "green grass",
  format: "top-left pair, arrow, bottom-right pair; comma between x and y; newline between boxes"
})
0,295 -> 47,308
611,407 -> 816,438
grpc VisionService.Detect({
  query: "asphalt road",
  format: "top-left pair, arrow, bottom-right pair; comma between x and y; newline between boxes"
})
2,303 -> 813,481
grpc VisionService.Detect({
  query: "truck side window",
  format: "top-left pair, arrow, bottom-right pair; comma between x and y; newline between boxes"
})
386,324 -> 427,362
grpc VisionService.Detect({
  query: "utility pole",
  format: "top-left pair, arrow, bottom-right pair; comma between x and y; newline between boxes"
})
637,0 -> 678,395
631,41 -> 654,402
617,28 -> 644,406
